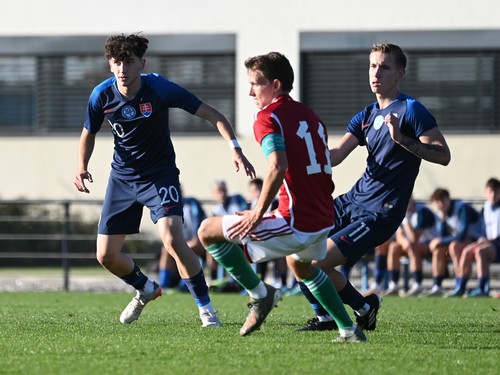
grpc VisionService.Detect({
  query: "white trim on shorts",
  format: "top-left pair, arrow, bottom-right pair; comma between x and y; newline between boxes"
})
221,211 -> 332,263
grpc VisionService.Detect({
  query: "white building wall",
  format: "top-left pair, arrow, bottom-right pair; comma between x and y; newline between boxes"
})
0,0 -> 499,203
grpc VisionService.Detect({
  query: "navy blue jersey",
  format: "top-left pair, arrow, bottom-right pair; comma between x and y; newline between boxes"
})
212,194 -> 248,216
404,203 -> 437,243
85,73 -> 202,180
182,197 -> 207,240
343,93 -> 437,219
436,199 -> 482,245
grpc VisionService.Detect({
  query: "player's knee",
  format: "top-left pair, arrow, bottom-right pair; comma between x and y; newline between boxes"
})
197,219 -> 210,244
96,249 -> 117,267
198,217 -> 220,246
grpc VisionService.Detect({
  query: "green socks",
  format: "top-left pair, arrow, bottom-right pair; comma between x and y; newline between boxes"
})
302,268 -> 353,329
206,242 -> 261,291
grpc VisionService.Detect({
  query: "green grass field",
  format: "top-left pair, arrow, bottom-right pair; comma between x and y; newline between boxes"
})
0,291 -> 498,375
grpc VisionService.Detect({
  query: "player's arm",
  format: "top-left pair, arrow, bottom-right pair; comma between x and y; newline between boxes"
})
329,132 -> 359,167
194,102 -> 256,178
416,127 -> 451,165
74,128 -> 95,193
227,149 -> 286,240
227,132 -> 286,239
255,149 -> 287,219
384,113 -> 451,166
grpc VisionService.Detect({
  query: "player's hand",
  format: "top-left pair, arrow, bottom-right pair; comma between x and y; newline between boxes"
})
384,112 -> 401,142
231,148 -> 256,179
74,171 -> 93,193
227,210 -> 261,240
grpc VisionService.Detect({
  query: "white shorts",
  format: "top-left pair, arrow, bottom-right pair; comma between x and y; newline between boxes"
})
221,211 -> 331,263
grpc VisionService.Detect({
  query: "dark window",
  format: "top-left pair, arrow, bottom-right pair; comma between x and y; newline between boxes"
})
301,50 -> 500,133
0,54 -> 235,134
0,57 -> 36,131
149,55 -> 235,134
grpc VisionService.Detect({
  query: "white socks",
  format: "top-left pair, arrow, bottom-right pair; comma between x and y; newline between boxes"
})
247,281 -> 267,300
140,278 -> 154,294
199,303 -> 216,314
339,325 -> 356,337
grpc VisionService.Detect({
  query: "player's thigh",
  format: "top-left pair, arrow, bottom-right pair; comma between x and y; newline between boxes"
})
99,176 -> 143,235
413,243 -> 430,257
250,235 -> 328,264
139,175 -> 184,223
331,216 -> 400,267
239,214 -> 326,263
313,237 -> 346,270
291,233 -> 330,263
219,214 -> 244,242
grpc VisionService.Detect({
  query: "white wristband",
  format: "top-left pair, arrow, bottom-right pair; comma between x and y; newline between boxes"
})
228,139 -> 241,149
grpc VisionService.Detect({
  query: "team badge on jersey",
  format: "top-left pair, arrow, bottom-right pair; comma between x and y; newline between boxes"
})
121,106 -> 136,119
140,103 -> 153,117
374,115 -> 385,130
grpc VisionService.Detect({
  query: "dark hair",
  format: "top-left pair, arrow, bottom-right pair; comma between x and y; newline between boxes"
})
430,188 -> 450,202
212,180 -> 227,192
486,177 -> 500,190
104,33 -> 149,61
249,178 -> 264,190
370,43 -> 407,69
244,52 -> 294,92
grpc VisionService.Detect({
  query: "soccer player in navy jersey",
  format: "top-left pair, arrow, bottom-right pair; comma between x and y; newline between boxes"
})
385,197 -> 437,297
427,188 -> 483,297
454,178 -> 500,297
198,52 -> 367,342
73,33 -> 255,327
296,43 -> 451,332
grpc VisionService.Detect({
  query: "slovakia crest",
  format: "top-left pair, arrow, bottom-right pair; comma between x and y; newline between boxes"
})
140,103 -> 153,117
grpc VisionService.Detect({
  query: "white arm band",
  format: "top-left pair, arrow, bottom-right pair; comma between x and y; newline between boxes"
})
228,139 -> 241,149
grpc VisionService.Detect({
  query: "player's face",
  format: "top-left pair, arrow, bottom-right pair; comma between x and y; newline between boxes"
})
109,55 -> 145,91
247,69 -> 276,109
369,51 -> 404,97
211,186 -> 227,203
485,186 -> 500,204
432,197 -> 450,217
248,183 -> 261,200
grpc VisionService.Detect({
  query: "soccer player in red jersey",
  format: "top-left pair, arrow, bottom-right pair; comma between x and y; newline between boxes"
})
198,52 -> 367,342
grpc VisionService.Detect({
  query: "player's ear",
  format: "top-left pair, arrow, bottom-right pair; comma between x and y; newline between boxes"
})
272,79 -> 281,91
396,68 -> 406,81
140,58 -> 146,71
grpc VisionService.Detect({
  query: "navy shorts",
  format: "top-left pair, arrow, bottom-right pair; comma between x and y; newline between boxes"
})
98,174 -> 184,235
330,194 -> 402,267
491,237 -> 500,262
